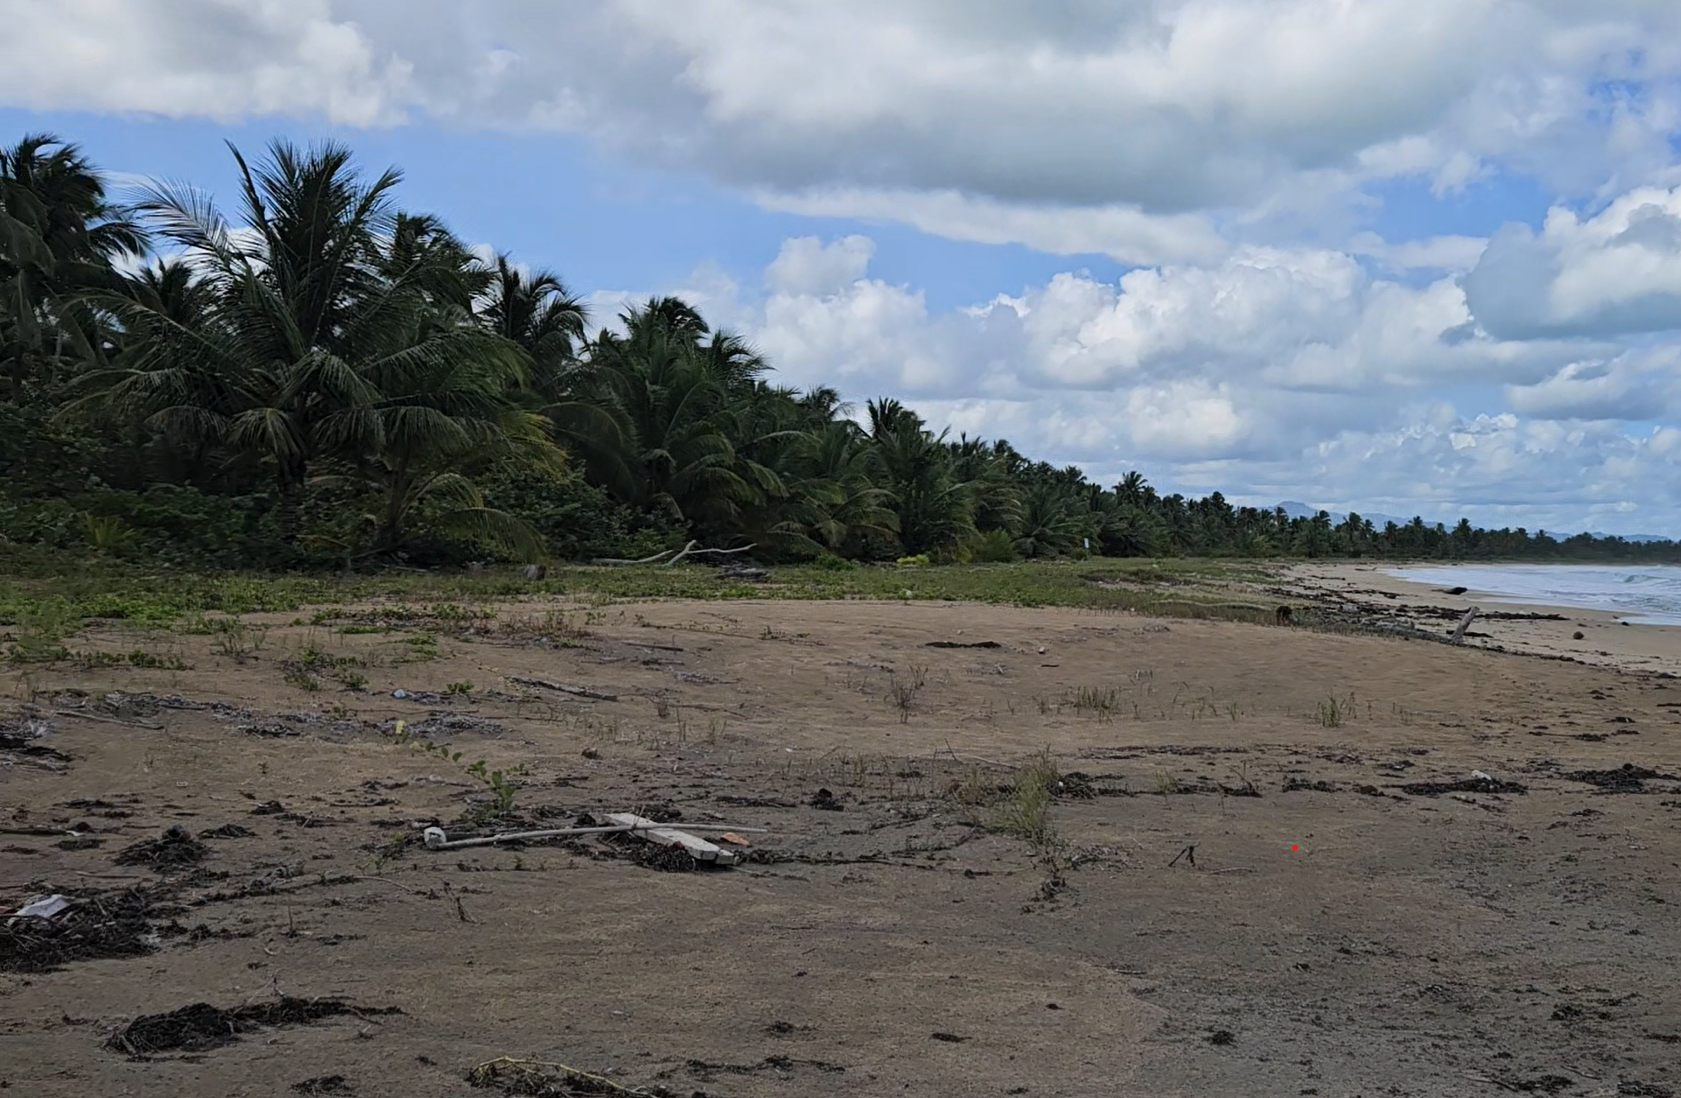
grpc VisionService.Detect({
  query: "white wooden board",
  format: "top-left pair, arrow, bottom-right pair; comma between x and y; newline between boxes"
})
605,813 -> 739,865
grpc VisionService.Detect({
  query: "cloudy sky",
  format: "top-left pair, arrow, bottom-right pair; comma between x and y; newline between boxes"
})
8,1 -> 1681,534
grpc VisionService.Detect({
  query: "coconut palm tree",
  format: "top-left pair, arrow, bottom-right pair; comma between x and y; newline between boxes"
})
480,254 -> 587,393
80,139 -> 548,558
866,398 -> 976,556
0,133 -> 145,399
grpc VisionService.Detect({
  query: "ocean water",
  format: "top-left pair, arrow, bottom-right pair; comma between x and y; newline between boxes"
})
1391,564 -> 1681,626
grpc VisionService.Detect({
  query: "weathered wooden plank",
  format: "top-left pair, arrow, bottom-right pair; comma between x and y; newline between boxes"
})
505,676 -> 620,701
606,813 -> 739,866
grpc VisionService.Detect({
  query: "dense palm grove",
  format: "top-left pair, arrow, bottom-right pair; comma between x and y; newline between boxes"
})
2,135 -> 1676,568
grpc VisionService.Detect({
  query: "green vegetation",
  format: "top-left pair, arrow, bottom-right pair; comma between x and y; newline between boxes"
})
4,132 -> 1675,577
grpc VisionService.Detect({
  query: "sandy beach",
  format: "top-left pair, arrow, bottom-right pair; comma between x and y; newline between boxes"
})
3,587 -> 1679,1096
1277,560 -> 1681,677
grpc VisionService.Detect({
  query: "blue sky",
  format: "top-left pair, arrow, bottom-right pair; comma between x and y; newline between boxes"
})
7,1 -> 1681,535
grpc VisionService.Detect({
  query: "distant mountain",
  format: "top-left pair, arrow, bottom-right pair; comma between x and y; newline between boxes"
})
1276,501 -> 1412,527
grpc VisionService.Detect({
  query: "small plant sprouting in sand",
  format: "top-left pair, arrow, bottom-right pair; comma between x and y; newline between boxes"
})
387,719 -> 519,820
1071,685 -> 1120,722
126,647 -> 188,671
888,664 -> 928,722
445,680 -> 474,697
400,632 -> 441,662
466,759 -> 519,818
950,767 -> 999,807
208,617 -> 266,662
283,666 -> 322,692
1316,692 -> 1356,728
1154,770 -> 1180,795
991,752 -> 1060,843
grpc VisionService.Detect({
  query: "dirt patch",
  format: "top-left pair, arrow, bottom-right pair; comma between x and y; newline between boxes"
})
105,997 -> 400,1057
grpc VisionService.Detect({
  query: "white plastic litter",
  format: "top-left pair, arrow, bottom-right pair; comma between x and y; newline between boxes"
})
1470,770 -> 1493,781
11,894 -> 72,922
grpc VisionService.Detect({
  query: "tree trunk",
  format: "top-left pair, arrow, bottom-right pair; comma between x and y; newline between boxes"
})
276,458 -> 307,557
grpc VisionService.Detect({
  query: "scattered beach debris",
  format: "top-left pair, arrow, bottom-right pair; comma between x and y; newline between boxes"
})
113,826 -> 207,869
604,812 -> 738,866
505,676 -> 619,701
719,561 -> 770,582
198,824 -> 254,839
810,788 -> 843,811
250,800 -> 286,816
925,640 -> 1001,649
400,714 -> 511,738
421,817 -> 764,859
468,1056 -> 651,1096
0,718 -> 71,761
1450,607 -> 1481,644
235,721 -> 302,737
291,1076 -> 353,1095
1564,763 -> 1681,792
391,689 -> 447,704
1397,773 -> 1527,797
105,997 -> 400,1057
592,539 -> 757,567
10,894 -> 73,921
1,887 -> 161,972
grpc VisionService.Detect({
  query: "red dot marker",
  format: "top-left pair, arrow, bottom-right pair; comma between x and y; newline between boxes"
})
1291,844 -> 1298,850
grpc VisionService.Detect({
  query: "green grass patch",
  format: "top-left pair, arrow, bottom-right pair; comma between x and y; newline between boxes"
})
1,556 -> 1279,655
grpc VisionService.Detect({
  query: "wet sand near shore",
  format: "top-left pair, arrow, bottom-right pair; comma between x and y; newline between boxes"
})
1278,561 -> 1681,677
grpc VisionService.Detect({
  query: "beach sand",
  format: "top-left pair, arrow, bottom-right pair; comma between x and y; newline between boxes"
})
2,591 -> 1678,1096
1278,560 -> 1681,677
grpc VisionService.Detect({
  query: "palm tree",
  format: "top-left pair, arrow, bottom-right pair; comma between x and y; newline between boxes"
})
558,298 -> 780,541
480,254 -> 587,393
0,133 -> 145,400
866,398 -> 976,556
81,138 -> 545,557
1013,480 -> 1093,557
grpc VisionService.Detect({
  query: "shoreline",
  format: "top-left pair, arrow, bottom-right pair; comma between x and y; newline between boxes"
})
1275,560 -> 1681,677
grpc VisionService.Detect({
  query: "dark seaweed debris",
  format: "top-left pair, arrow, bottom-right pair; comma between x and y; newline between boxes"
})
0,721 -> 71,761
106,997 -> 400,1056
0,887 -> 162,973
199,823 -> 254,839
467,1057 -> 656,1096
1565,764 -> 1681,793
1397,776 -> 1527,797
113,826 -> 206,869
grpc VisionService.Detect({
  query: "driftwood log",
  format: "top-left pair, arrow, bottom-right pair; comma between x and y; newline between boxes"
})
592,539 -> 757,567
1450,606 -> 1480,644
